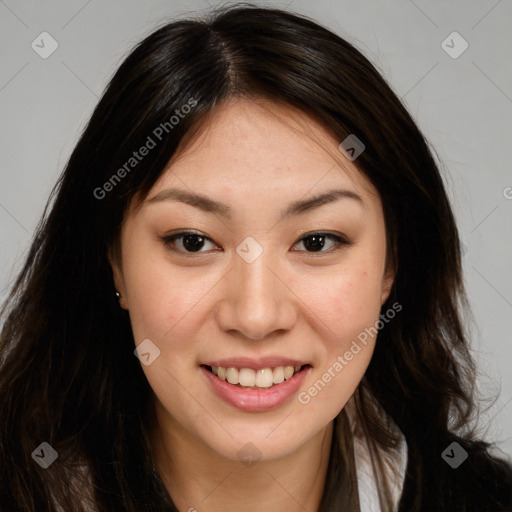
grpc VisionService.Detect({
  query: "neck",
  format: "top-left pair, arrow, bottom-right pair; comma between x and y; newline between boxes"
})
149,401 -> 334,512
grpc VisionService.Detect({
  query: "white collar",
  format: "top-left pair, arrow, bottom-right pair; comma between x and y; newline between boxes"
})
345,397 -> 408,511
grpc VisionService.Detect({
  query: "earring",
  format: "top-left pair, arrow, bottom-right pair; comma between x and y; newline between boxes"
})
115,290 -> 126,309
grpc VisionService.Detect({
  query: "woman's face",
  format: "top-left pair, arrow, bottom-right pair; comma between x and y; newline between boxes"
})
111,99 -> 394,462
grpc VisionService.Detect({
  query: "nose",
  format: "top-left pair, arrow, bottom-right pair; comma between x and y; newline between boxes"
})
214,251 -> 298,341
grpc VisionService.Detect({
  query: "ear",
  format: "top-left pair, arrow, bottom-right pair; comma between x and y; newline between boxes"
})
107,247 -> 129,310
380,262 -> 397,305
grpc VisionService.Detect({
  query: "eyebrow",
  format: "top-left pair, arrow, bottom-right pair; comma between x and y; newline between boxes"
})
147,187 -> 363,221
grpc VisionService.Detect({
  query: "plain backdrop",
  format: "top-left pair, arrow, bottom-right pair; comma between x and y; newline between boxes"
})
1,0 -> 511,459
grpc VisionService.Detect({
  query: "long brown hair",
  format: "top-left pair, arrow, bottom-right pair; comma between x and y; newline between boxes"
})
1,4 -> 511,511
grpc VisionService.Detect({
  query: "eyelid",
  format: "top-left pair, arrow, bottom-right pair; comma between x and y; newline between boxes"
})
161,230 -> 219,254
160,230 -> 351,255
291,231 -> 351,254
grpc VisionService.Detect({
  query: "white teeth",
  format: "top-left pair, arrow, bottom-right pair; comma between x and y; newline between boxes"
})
239,368 -> 256,386
272,366 -> 284,384
284,366 -> 295,379
255,368 -> 273,388
209,364 -> 304,388
226,367 -> 239,385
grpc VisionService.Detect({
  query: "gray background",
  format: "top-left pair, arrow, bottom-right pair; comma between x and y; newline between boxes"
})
1,0 -> 511,458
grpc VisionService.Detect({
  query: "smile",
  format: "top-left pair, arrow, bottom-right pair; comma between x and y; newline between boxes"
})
205,365 -> 306,389
201,362 -> 311,412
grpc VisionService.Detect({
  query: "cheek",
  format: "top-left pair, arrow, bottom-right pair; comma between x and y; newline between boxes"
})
119,244 -> 202,347
291,244 -> 386,411
294,269 -> 382,419
123,269 -> 165,343
301,263 -> 385,346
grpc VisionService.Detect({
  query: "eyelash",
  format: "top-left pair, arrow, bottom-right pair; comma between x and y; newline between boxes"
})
160,230 -> 351,256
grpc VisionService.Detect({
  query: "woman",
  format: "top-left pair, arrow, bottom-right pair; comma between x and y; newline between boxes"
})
1,4 -> 511,511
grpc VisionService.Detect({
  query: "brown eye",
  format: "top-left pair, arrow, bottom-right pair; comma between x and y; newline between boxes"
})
161,231 -> 219,254
292,232 -> 350,253
161,230 -> 350,256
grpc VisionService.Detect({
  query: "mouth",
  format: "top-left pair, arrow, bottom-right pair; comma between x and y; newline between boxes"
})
202,364 -> 311,390
201,362 -> 311,412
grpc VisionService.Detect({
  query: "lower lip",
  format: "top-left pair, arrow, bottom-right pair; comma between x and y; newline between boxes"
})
201,366 -> 310,412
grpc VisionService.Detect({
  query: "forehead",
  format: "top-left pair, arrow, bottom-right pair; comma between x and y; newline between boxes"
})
140,98 -> 380,213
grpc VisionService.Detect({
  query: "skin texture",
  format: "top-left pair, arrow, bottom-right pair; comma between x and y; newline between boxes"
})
110,98 -> 395,511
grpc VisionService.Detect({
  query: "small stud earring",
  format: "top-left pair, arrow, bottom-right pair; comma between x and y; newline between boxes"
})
115,291 -> 127,310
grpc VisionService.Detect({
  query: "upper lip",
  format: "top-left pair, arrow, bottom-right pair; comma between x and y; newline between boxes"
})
202,357 -> 311,370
